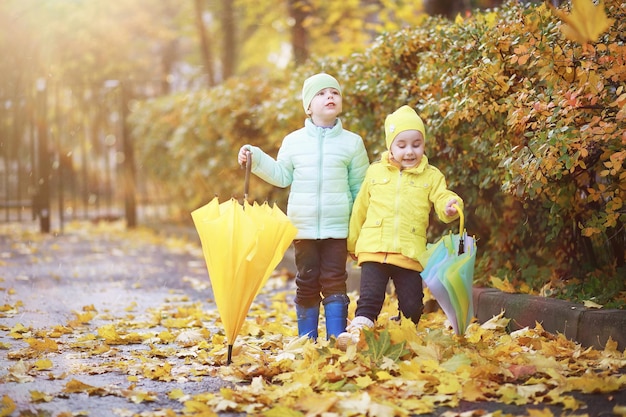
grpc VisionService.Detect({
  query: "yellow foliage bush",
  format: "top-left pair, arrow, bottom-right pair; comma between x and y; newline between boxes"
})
129,0 -> 625,304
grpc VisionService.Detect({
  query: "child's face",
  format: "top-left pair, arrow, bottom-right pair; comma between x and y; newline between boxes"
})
307,87 -> 342,126
389,130 -> 425,169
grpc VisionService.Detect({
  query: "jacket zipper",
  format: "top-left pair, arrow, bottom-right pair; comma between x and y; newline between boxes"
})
393,170 -> 402,250
316,128 -> 325,239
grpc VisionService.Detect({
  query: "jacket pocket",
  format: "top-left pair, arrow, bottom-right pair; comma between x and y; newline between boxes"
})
369,177 -> 390,186
362,217 -> 383,228
406,179 -> 431,193
361,217 -> 383,241
356,218 -> 384,253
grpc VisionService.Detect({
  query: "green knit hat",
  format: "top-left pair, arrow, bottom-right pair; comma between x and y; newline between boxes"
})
384,105 -> 426,149
301,73 -> 342,112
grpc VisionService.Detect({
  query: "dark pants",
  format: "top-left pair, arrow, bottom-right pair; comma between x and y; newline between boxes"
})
293,238 -> 348,307
355,262 -> 424,324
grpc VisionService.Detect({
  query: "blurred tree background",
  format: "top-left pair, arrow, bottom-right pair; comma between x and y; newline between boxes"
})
1,0 -> 512,92
1,0 -> 624,306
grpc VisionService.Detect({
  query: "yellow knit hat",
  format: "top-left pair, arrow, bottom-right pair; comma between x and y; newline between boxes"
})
302,73 -> 342,112
384,105 -> 426,149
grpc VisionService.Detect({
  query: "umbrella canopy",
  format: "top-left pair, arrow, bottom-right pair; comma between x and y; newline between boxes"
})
191,157 -> 297,364
418,205 -> 477,335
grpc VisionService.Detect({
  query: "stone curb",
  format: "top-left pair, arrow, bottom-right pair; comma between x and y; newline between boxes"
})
473,287 -> 626,351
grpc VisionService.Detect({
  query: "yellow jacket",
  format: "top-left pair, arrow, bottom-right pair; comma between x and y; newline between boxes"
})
347,152 -> 463,271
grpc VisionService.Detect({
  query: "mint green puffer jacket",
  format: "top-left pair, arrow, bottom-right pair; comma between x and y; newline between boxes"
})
246,118 -> 369,240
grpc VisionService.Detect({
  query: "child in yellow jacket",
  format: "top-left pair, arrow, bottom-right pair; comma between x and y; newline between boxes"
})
338,105 -> 463,348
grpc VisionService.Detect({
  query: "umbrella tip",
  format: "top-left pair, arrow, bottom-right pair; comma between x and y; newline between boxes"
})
227,344 -> 233,365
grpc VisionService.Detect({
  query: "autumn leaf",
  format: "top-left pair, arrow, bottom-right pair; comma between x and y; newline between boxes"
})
175,329 -> 205,346
440,353 -> 471,373
489,276 -> 517,293
123,388 -> 159,404
548,0 -> 615,44
30,390 -> 53,403
9,323 -> 30,339
480,311 -> 511,330
264,406 -> 304,417
362,329 -> 408,365
295,393 -> 338,415
168,388 -> 188,401
96,324 -> 144,344
6,360 -> 34,383
34,358 -> 53,371
507,364 -> 537,381
526,406 -> 556,416
388,316 -> 422,346
69,309 -> 97,325
63,379 -> 109,396
583,300 -> 603,309
142,362 -> 173,382
0,395 -> 16,417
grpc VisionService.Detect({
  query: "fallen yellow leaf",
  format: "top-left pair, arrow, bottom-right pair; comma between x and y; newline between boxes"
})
34,358 -> 53,371
583,299 -> 603,309
0,395 -> 16,417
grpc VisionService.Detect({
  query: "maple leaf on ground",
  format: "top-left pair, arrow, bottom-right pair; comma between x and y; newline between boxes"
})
507,364 -> 538,381
6,360 -> 34,383
480,311 -> 510,330
388,316 -> 422,346
583,299 -> 603,309
440,353 -> 472,373
489,276 -> 517,293
30,390 -> 54,403
34,358 -> 54,371
362,329 -> 408,365
263,406 -> 304,417
0,395 -> 16,417
547,0 -> 616,44
526,408 -> 557,417
24,337 -> 58,352
294,392 -> 338,416
63,379 -> 109,396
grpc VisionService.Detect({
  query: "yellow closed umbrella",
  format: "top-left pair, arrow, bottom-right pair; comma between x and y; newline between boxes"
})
191,156 -> 297,364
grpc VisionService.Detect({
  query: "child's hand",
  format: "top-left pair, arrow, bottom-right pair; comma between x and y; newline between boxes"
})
445,199 -> 459,217
238,146 -> 250,166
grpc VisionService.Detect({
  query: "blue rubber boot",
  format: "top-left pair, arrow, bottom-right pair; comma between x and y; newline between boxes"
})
296,304 -> 319,340
323,294 -> 349,340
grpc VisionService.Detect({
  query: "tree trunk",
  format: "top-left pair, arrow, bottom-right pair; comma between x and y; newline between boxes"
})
160,39 -> 178,94
221,0 -> 236,80
423,0 -> 469,18
193,0 -> 215,86
287,0 -> 309,67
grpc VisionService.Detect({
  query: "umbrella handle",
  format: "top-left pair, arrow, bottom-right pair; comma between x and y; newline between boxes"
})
453,203 -> 464,233
453,203 -> 465,255
244,150 -> 251,201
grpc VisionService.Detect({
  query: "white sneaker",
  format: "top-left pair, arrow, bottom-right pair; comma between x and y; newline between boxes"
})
336,316 -> 374,350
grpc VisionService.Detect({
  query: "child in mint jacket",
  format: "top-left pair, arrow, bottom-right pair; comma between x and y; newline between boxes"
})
237,73 -> 369,340
338,105 -> 462,348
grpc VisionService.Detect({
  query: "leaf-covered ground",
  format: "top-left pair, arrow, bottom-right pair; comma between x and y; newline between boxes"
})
1,221 -> 625,417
